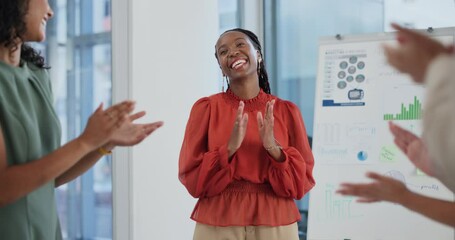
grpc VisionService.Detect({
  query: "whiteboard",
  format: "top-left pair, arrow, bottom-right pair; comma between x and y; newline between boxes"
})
308,28 -> 455,240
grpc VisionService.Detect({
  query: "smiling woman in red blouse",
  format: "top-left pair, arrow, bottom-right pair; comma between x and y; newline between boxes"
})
179,28 -> 315,240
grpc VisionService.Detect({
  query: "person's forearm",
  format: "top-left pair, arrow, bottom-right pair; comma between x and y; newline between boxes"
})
55,143 -> 115,187
0,138 -> 92,207
399,190 -> 455,227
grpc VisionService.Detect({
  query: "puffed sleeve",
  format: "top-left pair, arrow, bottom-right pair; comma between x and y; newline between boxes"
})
268,101 -> 315,199
178,98 -> 236,198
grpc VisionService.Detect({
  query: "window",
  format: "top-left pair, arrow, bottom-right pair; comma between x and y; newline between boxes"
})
218,0 -> 241,33
384,0 -> 455,31
44,0 -> 113,239
218,0 -> 241,91
264,0 -> 455,239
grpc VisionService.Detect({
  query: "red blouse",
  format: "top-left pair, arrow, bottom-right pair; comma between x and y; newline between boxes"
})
179,89 -> 315,226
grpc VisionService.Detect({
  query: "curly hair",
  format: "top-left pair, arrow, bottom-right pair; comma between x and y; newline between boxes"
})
0,0 -> 48,68
215,28 -> 271,94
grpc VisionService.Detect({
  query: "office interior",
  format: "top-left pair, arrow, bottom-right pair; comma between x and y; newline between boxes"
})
38,0 -> 455,239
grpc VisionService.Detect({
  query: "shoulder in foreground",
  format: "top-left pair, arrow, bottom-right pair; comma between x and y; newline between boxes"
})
25,61 -> 50,79
25,60 -> 39,70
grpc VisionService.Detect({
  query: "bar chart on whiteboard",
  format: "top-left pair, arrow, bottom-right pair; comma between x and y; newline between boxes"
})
308,29 -> 455,240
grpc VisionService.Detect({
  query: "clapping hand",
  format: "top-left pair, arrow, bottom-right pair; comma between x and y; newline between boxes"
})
79,101 -> 135,151
337,172 -> 409,204
257,100 -> 276,149
227,101 -> 248,158
109,110 -> 163,146
383,23 -> 453,83
257,100 -> 284,161
389,122 -> 434,176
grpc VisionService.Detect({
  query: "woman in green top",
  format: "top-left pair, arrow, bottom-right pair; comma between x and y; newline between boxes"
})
0,0 -> 164,239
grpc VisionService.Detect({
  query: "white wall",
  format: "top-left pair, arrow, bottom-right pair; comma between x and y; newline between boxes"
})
130,1 -> 219,239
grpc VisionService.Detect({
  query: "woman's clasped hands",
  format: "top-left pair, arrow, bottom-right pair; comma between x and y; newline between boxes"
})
78,100 -> 164,152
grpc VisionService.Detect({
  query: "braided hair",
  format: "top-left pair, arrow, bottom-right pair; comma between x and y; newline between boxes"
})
0,0 -> 49,69
216,28 -> 271,94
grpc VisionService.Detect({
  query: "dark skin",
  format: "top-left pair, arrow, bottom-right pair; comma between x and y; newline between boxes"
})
215,31 -> 284,162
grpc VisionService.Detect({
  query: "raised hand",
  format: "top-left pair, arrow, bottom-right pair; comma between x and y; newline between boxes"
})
337,172 -> 409,204
389,122 -> 434,176
78,101 -> 135,151
257,100 -> 284,161
257,100 -> 276,149
227,101 -> 248,158
109,111 -> 163,146
383,23 -> 453,83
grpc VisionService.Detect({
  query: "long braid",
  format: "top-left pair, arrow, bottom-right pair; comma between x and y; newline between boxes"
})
258,59 -> 270,94
219,28 -> 271,94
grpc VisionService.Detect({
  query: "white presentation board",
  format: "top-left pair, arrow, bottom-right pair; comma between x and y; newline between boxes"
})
308,28 -> 455,240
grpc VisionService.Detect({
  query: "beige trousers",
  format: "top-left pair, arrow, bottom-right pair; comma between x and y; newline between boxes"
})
193,222 -> 299,240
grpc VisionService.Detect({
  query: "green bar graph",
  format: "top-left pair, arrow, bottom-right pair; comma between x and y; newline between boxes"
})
383,96 -> 422,120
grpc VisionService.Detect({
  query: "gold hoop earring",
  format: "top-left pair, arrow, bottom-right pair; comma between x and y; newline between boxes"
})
224,75 -> 229,91
257,60 -> 261,74
222,75 -> 229,92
